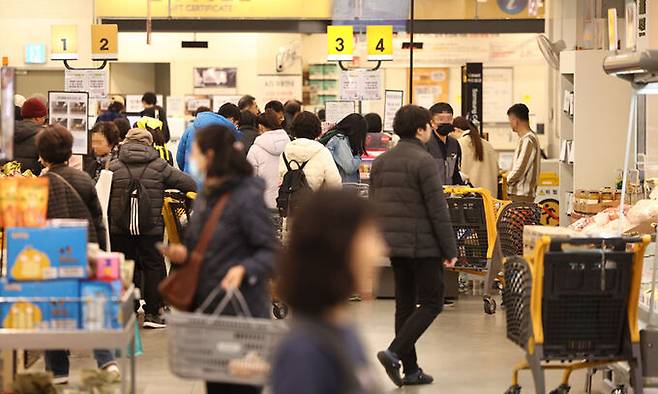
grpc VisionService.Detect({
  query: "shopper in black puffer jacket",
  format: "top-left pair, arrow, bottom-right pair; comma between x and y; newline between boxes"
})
15,97 -> 48,175
160,124 -> 276,394
109,128 -> 195,329
369,105 -> 458,388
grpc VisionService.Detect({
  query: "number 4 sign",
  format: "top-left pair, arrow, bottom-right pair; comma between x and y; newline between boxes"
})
91,24 -> 118,60
367,25 -> 393,61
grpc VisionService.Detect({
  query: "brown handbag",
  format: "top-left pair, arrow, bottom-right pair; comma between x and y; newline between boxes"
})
159,194 -> 230,311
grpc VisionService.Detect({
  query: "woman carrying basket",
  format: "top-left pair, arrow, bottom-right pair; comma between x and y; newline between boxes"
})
161,124 -> 277,394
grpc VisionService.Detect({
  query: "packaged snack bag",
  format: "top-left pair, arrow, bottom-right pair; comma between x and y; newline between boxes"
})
17,177 -> 48,227
0,178 -> 20,228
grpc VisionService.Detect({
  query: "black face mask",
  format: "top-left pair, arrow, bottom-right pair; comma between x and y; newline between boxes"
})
436,123 -> 454,137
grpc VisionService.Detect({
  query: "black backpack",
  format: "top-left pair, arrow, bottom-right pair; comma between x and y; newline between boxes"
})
276,152 -> 312,218
114,163 -> 154,235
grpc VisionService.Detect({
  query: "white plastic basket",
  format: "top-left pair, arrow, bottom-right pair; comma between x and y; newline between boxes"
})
166,287 -> 287,385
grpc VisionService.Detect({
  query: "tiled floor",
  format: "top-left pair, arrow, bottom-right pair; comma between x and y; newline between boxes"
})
33,296 -> 623,393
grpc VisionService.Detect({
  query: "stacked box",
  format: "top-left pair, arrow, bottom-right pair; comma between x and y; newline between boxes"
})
0,279 -> 80,329
6,226 -> 88,281
80,280 -> 122,330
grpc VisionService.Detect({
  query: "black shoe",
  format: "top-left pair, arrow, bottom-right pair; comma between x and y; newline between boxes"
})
403,369 -> 434,385
444,299 -> 456,308
143,313 -> 166,329
377,350 -> 403,387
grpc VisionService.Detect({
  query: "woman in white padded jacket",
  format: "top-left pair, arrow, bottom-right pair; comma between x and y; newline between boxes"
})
278,111 -> 341,191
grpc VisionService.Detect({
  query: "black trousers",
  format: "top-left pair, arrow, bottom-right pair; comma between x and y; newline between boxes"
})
206,383 -> 261,394
111,234 -> 165,315
389,257 -> 444,374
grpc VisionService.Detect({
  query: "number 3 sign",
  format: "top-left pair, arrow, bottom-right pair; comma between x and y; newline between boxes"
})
327,25 -> 354,61
91,24 -> 118,60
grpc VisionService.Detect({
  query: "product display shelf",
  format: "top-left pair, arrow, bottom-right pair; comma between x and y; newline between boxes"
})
0,286 -> 138,394
557,50 -> 633,227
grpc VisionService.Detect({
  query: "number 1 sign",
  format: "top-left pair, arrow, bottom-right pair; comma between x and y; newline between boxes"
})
51,25 -> 79,61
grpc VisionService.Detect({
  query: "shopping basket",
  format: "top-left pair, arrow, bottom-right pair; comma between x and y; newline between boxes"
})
166,287 -> 287,386
163,191 -> 196,245
503,235 -> 649,394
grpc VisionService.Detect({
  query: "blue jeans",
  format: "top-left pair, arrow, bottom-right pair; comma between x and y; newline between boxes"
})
45,349 -> 116,376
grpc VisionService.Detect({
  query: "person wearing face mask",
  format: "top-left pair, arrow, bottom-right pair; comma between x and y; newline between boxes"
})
426,103 -> 464,186
160,124 -> 276,394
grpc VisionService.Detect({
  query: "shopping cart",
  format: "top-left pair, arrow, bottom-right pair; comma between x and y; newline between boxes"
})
503,235 -> 649,394
162,191 -> 197,245
167,287 -> 287,386
444,186 -> 541,314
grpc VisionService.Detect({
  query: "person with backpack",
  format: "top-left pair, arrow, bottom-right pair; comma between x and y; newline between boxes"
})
159,124 -> 276,394
277,111 -> 341,217
247,109 -> 290,209
319,113 -> 367,184
37,124 -> 119,384
272,190 -> 386,394
140,92 -> 170,143
109,128 -> 195,328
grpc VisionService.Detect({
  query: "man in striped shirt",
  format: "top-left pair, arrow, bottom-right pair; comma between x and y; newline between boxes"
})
506,104 -> 541,203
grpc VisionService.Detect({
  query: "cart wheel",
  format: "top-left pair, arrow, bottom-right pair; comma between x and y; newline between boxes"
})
505,384 -> 521,394
549,384 -> 570,394
611,385 -> 627,394
273,303 -> 288,320
483,296 -> 497,314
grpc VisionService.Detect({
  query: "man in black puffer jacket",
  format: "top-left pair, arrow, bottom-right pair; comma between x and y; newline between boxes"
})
369,105 -> 458,388
109,128 -> 195,328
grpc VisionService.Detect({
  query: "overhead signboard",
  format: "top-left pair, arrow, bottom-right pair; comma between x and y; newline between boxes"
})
51,25 -> 79,61
25,44 -> 47,65
367,25 -> 393,61
327,25 -> 353,61
91,24 -> 119,60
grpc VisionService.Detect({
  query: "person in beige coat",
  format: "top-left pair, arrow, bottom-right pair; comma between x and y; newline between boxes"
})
279,111 -> 341,191
453,117 -> 499,198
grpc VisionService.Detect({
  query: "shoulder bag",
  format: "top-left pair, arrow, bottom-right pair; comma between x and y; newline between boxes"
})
159,194 -> 230,311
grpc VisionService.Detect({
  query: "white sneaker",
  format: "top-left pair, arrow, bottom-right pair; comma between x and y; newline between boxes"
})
52,375 -> 69,385
102,364 -> 121,383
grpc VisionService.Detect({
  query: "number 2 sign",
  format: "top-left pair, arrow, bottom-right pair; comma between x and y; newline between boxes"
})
327,25 -> 354,61
91,24 -> 118,60
51,25 -> 79,61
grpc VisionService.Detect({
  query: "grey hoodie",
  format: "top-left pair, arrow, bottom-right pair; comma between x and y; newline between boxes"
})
247,129 -> 291,208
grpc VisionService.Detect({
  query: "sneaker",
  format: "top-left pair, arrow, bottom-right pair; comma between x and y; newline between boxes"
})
143,313 -> 166,329
348,294 -> 362,302
444,299 -> 456,308
403,369 -> 434,385
102,364 -> 121,383
52,375 -> 69,385
377,350 -> 403,387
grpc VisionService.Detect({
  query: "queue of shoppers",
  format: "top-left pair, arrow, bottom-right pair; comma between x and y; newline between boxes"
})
6,89 -> 542,393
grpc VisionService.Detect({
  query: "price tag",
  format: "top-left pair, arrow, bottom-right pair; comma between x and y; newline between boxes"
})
91,24 -> 118,60
367,25 -> 393,61
327,25 -> 353,61
51,25 -> 78,61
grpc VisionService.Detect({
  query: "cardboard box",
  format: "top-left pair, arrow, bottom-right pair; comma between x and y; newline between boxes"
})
6,226 -> 88,281
0,279 -> 80,329
80,280 -> 122,330
523,225 -> 579,257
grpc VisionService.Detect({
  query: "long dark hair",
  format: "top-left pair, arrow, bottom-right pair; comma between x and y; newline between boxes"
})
331,113 -> 367,156
195,125 -> 253,178
257,109 -> 282,131
453,116 -> 484,162
277,190 -> 375,317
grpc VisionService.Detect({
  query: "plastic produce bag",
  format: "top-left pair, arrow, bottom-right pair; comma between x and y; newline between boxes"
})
11,372 -> 57,394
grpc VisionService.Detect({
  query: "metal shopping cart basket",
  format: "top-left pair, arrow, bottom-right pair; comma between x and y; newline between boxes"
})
444,186 -> 541,314
503,235 -> 649,394
167,287 -> 287,386
163,191 -> 196,245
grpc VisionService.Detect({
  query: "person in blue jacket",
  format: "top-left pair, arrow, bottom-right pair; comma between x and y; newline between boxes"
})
177,109 -> 241,173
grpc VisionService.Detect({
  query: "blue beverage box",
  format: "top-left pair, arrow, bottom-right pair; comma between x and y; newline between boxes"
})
80,280 -> 122,330
6,226 -> 88,281
0,279 -> 80,330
